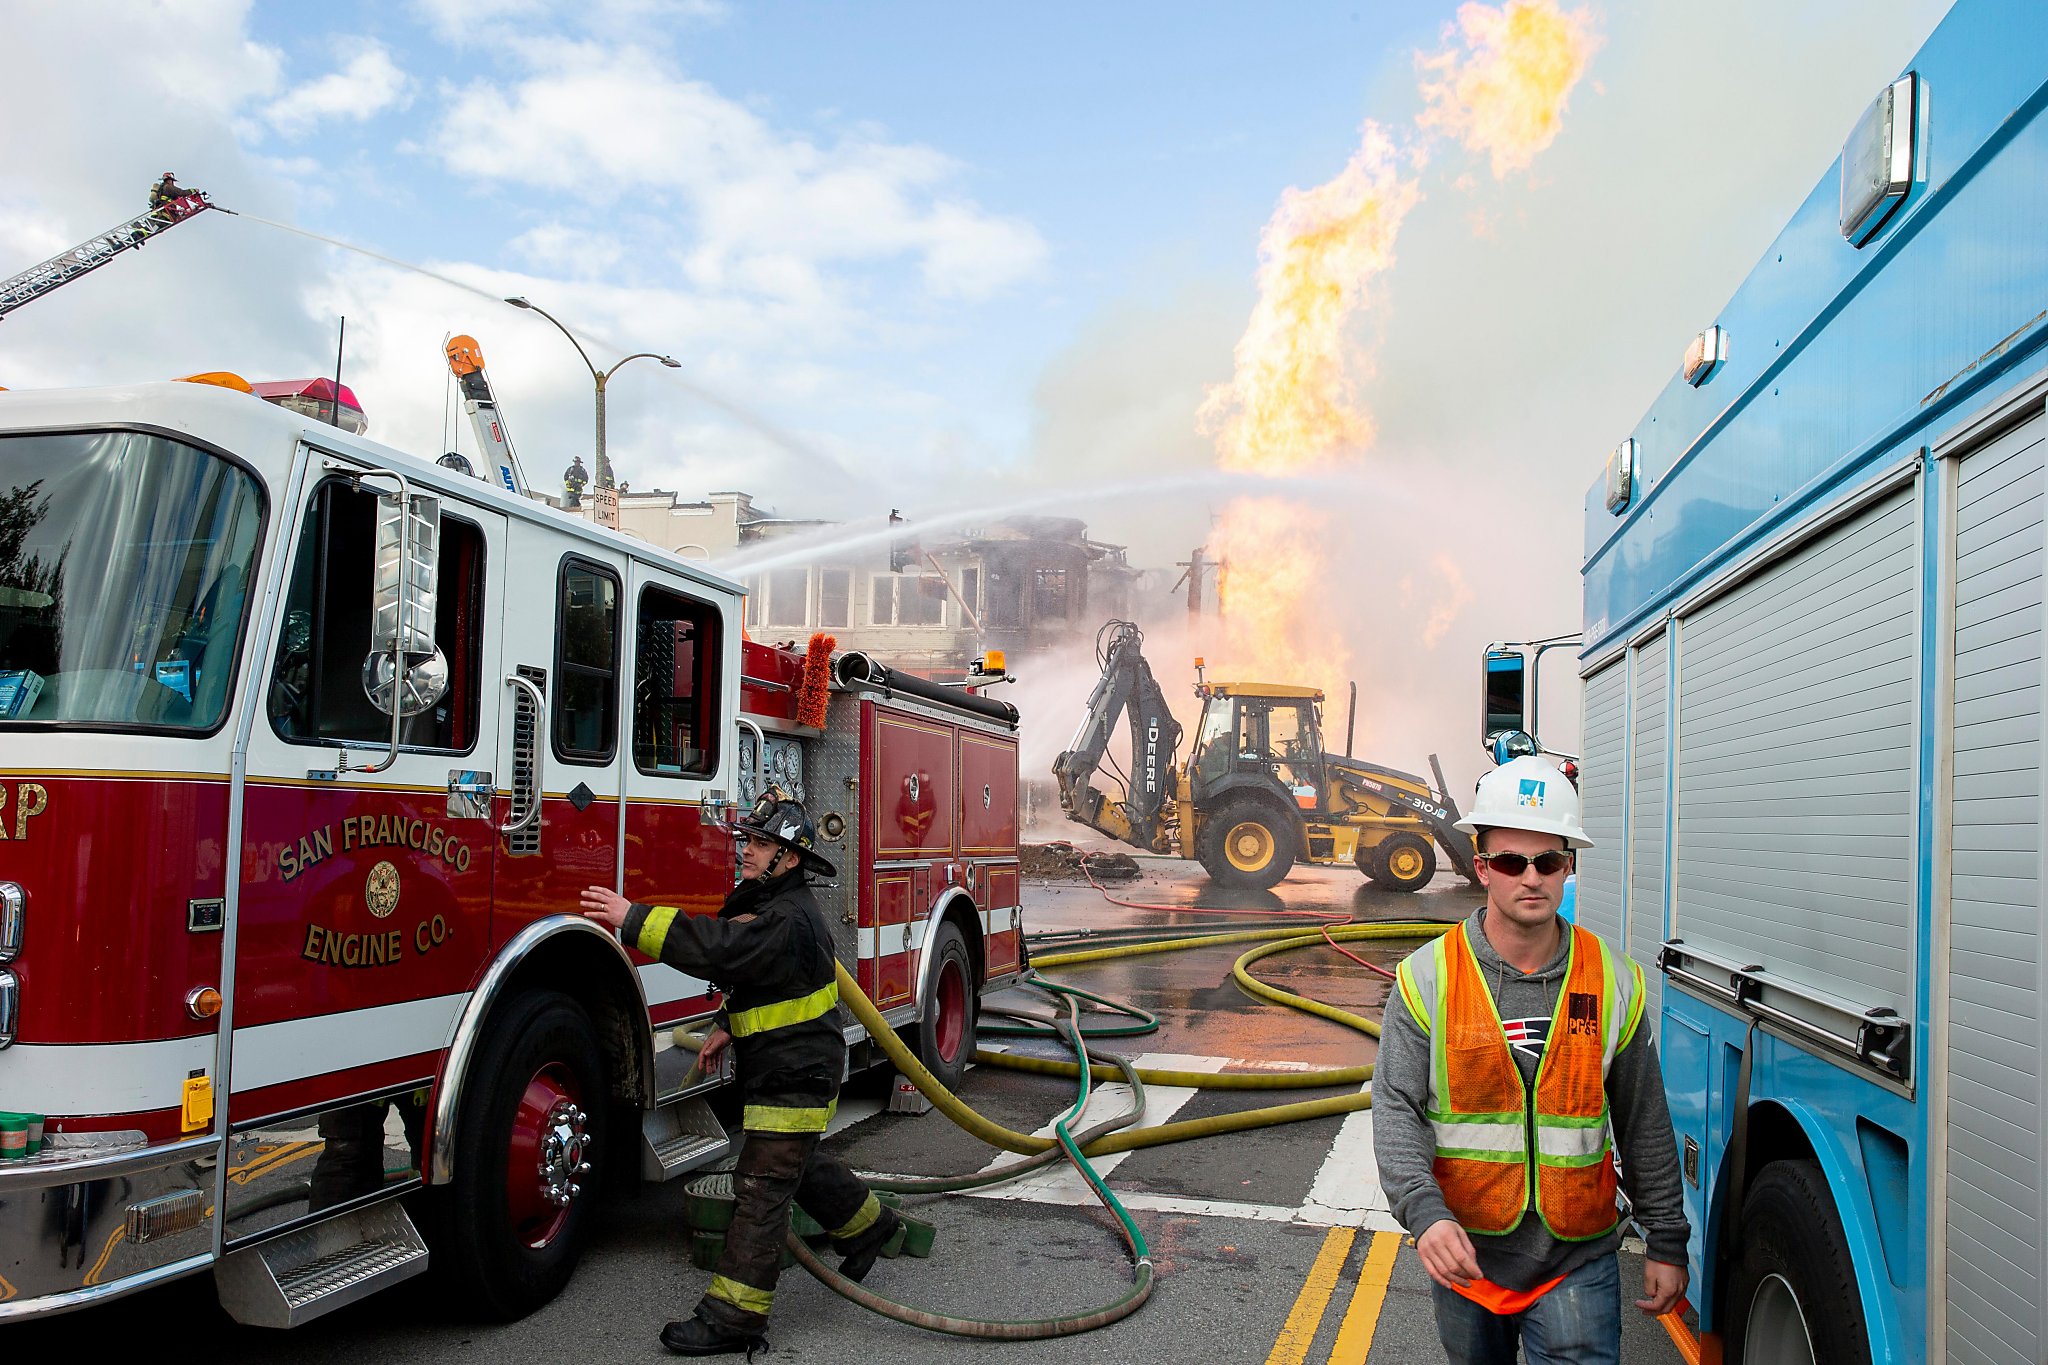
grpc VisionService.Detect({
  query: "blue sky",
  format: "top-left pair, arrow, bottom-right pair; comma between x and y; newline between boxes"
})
0,0 -> 1955,761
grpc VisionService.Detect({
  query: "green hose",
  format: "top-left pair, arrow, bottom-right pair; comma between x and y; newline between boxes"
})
792,918 -> 1456,1337
793,980 -> 1156,1337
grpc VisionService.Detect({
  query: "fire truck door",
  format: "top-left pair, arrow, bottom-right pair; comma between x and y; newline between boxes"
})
619,562 -> 733,1019
491,524 -> 628,939
228,477 -> 507,1209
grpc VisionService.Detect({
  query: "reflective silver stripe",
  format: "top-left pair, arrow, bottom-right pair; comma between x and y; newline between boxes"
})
1536,1120 -> 1611,1159
1430,1118 -> 1523,1154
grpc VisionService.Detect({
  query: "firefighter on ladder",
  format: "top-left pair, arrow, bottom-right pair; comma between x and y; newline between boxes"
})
580,793 -> 904,1357
147,172 -> 190,227
1373,756 -> 1690,1364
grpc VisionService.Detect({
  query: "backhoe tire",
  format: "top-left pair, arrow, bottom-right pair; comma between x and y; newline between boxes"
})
1724,1160 -> 1872,1365
1370,833 -> 1436,893
1200,803 -> 1295,890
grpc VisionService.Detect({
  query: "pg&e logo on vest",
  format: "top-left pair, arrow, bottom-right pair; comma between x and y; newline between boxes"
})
1518,778 -> 1546,808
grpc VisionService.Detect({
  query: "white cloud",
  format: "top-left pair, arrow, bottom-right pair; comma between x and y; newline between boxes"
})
413,0 -> 726,45
429,47 -> 1046,303
262,43 -> 411,138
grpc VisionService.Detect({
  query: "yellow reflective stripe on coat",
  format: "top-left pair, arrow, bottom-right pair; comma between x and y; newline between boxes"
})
830,1192 -> 882,1240
743,1101 -> 838,1133
706,1274 -> 774,1316
635,905 -> 681,960
727,981 -> 839,1037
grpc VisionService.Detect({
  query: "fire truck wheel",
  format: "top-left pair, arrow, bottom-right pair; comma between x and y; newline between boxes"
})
1200,803 -> 1295,890
434,989 -> 607,1319
915,920 -> 978,1092
1370,834 -> 1436,893
1723,1159 -> 1873,1365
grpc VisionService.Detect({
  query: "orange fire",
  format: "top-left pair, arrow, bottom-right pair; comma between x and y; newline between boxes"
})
1199,0 -> 1597,698
1417,0 -> 1601,180
1197,123 -> 1418,478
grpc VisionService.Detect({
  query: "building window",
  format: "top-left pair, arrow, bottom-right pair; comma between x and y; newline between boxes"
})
1032,567 -> 1069,621
768,567 -> 809,627
744,577 -> 762,628
555,556 -> 620,762
819,568 -> 851,628
903,574 -> 944,626
868,574 -> 946,627
634,586 -> 719,777
957,567 -> 980,626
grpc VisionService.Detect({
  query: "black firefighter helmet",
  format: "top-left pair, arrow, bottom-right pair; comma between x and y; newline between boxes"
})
737,790 -> 836,879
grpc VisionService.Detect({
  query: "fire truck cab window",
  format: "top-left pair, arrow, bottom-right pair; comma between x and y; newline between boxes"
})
555,557 -> 620,762
634,586 -> 720,777
268,480 -> 485,751
0,431 -> 263,733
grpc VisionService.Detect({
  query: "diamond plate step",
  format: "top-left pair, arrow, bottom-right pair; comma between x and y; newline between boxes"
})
642,1095 -> 731,1182
215,1200 -> 428,1329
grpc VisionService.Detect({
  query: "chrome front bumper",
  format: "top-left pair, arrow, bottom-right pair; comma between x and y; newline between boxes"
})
0,1135 -> 218,1320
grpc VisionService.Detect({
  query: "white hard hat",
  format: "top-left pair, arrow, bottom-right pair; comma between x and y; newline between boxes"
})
1455,755 -> 1592,850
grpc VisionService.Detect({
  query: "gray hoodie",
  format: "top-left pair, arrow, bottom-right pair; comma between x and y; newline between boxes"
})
1373,905 -> 1690,1290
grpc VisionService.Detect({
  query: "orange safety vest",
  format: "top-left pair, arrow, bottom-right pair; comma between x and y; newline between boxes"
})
1395,920 -> 1643,1242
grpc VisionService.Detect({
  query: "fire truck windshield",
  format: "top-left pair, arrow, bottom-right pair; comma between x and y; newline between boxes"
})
0,430 -> 263,730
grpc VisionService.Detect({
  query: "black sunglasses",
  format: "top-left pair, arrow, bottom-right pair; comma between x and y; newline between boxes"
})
1475,849 -> 1573,877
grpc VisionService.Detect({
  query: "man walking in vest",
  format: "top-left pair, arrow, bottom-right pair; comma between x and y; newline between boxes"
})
1375,755 -> 1689,1363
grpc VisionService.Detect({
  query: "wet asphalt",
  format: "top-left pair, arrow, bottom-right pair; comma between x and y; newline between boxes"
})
3,847 -> 1685,1362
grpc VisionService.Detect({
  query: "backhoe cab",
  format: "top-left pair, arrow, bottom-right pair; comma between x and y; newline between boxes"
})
1052,620 -> 1477,893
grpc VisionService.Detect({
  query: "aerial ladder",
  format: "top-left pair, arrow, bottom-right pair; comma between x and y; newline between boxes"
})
0,193 -> 230,322
443,335 -> 529,497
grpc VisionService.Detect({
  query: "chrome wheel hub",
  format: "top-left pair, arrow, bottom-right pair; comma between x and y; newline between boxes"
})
537,1100 -> 592,1208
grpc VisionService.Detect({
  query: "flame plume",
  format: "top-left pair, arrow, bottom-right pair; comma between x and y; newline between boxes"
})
1198,0 -> 1597,701
1198,124 -> 1419,478
1418,0 -> 1601,180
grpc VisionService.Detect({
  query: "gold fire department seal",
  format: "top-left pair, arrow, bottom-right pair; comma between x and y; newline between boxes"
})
365,860 -> 401,919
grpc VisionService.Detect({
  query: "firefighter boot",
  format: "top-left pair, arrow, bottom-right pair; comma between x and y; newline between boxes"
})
836,1205 -> 902,1284
660,1309 -> 767,1359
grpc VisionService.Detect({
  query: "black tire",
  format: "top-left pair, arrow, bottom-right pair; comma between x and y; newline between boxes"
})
915,920 -> 978,1092
428,989 -> 608,1320
1370,833 -> 1436,893
1724,1160 -> 1873,1365
1199,802 -> 1296,890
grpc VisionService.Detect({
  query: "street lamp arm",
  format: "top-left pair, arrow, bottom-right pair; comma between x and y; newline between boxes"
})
603,352 -> 683,381
505,296 -> 600,381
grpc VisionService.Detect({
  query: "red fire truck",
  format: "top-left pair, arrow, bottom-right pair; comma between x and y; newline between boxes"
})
0,379 -> 1024,1325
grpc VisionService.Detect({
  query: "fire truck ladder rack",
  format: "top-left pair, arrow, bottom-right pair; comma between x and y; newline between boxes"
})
0,197 -> 232,322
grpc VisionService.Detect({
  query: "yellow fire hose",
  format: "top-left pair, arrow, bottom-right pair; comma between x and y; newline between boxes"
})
832,919 -> 1454,1156
792,918 -> 1456,1337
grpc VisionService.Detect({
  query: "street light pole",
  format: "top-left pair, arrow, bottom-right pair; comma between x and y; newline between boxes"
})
504,296 -> 681,491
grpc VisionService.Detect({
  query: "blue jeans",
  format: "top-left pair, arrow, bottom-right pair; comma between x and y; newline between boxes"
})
1430,1253 -> 1621,1364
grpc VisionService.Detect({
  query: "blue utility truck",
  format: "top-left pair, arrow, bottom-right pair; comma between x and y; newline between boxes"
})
1573,5 -> 2048,1362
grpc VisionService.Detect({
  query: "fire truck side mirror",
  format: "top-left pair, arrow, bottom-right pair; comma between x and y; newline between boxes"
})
363,490 -> 450,717
1482,648 -> 1527,754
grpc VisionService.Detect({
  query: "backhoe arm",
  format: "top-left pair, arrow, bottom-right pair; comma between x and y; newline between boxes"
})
1051,621 -> 1182,853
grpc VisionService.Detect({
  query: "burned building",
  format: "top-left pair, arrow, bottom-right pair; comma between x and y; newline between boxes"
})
596,490 -> 1142,681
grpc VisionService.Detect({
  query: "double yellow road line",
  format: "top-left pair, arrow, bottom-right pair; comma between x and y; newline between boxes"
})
1264,1226 -> 1403,1365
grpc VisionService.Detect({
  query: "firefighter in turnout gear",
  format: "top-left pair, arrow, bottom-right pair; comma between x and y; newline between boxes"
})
580,794 -> 902,1357
1373,756 -> 1689,1364
563,455 -> 588,509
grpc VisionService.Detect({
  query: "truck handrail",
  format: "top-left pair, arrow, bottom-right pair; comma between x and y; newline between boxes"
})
1659,937 -> 1910,1082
